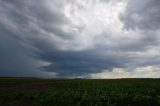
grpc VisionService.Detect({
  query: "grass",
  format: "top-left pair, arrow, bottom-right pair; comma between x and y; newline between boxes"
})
0,78 -> 160,106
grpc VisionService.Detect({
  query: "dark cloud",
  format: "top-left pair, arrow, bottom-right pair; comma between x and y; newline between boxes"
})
0,0 -> 66,77
0,0 -> 160,78
0,26 -> 39,77
38,49 -> 123,76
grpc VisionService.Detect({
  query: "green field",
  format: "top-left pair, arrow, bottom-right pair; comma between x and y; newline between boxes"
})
0,78 -> 160,106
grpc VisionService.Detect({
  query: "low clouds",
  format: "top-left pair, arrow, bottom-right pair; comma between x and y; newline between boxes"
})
38,50 -> 123,76
85,66 -> 160,79
0,0 -> 160,78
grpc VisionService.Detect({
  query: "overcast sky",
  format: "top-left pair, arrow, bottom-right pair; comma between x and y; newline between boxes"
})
0,0 -> 160,78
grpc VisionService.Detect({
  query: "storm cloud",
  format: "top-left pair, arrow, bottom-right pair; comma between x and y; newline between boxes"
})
0,0 -> 160,78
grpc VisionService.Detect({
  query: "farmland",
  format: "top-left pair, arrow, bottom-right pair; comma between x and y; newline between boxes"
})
0,78 -> 160,106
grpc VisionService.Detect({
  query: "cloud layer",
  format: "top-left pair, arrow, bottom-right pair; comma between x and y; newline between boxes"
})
0,0 -> 160,78
83,66 -> 160,79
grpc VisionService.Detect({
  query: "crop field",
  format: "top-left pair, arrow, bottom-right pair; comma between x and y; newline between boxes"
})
0,78 -> 160,106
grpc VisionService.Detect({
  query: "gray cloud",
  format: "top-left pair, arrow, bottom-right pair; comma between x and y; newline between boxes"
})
38,49 -> 124,76
0,25 -> 57,78
0,0 -> 160,78
121,0 -> 160,30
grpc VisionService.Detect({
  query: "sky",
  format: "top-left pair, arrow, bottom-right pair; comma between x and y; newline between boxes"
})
0,0 -> 160,78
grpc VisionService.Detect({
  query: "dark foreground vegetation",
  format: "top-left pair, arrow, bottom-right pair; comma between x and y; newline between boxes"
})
0,77 -> 160,106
